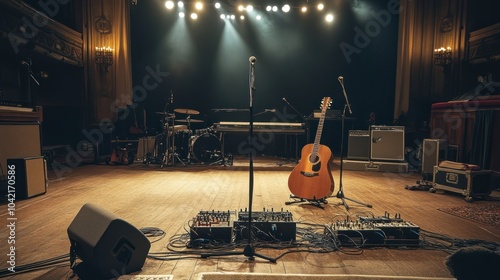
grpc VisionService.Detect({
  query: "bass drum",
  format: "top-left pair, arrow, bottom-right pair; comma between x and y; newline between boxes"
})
189,134 -> 222,163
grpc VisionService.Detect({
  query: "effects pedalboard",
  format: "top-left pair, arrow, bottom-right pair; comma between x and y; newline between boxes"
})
189,210 -> 419,247
328,212 -> 420,247
189,208 -> 296,245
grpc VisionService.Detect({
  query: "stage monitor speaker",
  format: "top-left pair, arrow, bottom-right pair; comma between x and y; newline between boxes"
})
347,130 -> 370,160
67,203 -> 151,279
370,126 -> 405,161
7,157 -> 47,199
421,139 -> 448,175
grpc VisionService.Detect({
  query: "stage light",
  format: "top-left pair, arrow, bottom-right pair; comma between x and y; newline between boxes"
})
179,12 -> 185,17
191,13 -> 198,19
215,2 -> 221,9
282,4 -> 290,13
301,6 -> 307,13
220,14 -> 225,19
165,1 -> 174,9
272,6 -> 278,12
238,5 -> 244,11
317,3 -> 324,10
195,2 -> 203,10
256,15 -> 262,20
266,6 -> 272,12
240,15 -> 245,20
246,5 -> 253,12
231,15 -> 235,19
226,14 -> 231,19
325,14 -> 334,22
177,1 -> 184,8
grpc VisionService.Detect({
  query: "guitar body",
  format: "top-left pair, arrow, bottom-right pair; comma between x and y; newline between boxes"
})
288,143 -> 335,200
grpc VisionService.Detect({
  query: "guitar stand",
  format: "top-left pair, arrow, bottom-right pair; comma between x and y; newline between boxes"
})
285,195 -> 328,209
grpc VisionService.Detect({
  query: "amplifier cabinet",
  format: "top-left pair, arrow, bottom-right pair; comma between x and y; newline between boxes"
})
421,139 -> 448,175
347,130 -> 370,160
7,157 -> 47,199
432,166 -> 491,202
370,126 -> 405,161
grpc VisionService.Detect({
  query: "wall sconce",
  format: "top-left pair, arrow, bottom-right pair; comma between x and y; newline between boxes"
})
433,47 -> 452,67
95,47 -> 113,71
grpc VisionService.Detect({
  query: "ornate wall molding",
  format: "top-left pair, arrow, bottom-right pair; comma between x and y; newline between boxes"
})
0,0 -> 83,66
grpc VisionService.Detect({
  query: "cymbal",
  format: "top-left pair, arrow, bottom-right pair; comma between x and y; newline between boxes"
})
155,112 -> 174,117
174,108 -> 200,115
176,119 -> 203,123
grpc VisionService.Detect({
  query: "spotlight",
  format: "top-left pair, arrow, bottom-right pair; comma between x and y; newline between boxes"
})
165,1 -> 174,9
240,15 -> 245,20
266,6 -> 272,12
272,6 -> 278,12
231,15 -> 235,19
238,5 -> 244,11
220,14 -> 225,19
256,15 -> 261,20
325,14 -> 334,22
179,12 -> 185,17
215,2 -> 221,9
317,3 -> 324,11
282,4 -> 290,13
301,6 -> 307,13
226,14 -> 231,19
195,2 -> 203,10
191,13 -> 198,19
246,5 -> 253,12
177,1 -> 184,8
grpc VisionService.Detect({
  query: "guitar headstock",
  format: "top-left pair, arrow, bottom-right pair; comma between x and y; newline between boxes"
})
320,97 -> 332,111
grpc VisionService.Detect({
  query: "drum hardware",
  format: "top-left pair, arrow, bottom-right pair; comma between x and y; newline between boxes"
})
189,133 -> 222,164
161,113 -> 186,167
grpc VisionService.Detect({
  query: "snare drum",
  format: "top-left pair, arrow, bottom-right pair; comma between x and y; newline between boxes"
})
189,134 -> 222,163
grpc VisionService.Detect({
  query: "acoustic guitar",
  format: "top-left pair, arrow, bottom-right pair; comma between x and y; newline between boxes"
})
288,97 -> 334,201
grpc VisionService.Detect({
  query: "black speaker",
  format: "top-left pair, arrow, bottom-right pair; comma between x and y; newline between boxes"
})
67,203 -> 150,279
7,157 -> 47,199
370,126 -> 405,161
347,130 -> 370,160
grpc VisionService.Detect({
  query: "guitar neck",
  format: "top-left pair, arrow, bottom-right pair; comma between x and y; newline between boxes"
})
310,100 -> 329,160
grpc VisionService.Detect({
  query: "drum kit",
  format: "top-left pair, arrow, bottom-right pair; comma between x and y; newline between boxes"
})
137,108 -> 223,166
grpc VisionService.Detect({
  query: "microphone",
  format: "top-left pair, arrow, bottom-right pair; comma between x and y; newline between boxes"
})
170,90 -> 174,104
249,56 -> 257,64
338,76 -> 343,82
282,97 -> 287,102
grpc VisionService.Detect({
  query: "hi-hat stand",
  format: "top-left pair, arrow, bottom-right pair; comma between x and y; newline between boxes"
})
333,76 -> 372,212
201,56 -> 275,262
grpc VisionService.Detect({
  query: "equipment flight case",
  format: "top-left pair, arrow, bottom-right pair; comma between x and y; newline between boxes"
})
431,165 -> 491,202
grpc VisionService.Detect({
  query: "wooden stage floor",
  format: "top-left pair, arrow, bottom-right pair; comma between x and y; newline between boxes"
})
1,156 -> 499,280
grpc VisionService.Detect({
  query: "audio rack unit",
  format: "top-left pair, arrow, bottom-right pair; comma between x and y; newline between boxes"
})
328,213 -> 420,247
189,210 -> 233,245
234,208 -> 296,241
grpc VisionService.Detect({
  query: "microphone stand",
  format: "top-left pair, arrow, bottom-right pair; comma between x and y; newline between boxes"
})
335,77 -> 372,212
201,57 -> 275,262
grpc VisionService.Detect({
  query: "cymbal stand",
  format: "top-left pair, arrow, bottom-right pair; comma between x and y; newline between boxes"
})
162,114 -> 185,167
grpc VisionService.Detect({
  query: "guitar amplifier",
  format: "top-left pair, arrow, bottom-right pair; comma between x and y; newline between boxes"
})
7,157 -> 47,199
347,130 -> 370,160
370,126 -> 405,161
